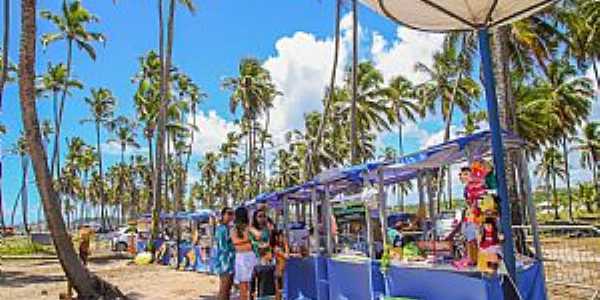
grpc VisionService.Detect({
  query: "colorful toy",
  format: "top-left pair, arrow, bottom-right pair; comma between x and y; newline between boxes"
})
477,217 -> 501,274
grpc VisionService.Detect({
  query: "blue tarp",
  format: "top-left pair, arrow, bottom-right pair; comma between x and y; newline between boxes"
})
384,261 -> 546,300
285,258 -> 546,300
245,130 -> 524,209
286,256 -> 329,300
327,259 -> 385,300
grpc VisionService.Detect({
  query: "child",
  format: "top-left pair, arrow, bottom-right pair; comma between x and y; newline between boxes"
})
272,230 -> 290,300
251,247 -> 276,300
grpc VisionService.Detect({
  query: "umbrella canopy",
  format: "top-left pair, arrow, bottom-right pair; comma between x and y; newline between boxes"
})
361,0 -> 555,31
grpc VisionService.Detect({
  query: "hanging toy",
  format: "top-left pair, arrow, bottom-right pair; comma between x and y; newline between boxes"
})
477,217 -> 501,274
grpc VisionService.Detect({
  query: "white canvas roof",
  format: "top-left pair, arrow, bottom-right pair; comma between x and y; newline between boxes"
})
360,0 -> 556,31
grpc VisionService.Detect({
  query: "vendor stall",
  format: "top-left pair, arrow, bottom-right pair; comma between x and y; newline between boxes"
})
252,131 -> 546,300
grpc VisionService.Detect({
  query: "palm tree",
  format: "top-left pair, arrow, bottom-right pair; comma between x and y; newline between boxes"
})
573,122 -> 600,198
18,0 -> 123,295
40,0 -> 104,182
223,58 -> 276,196
108,116 -> 140,164
310,0 -> 343,179
36,62 -> 82,178
382,75 -> 420,156
198,152 -> 218,208
71,145 -> 96,221
82,87 -> 115,228
458,111 -> 487,136
13,135 -> 30,234
416,43 -> 480,210
535,147 -> 566,220
152,0 -> 195,246
535,60 -> 593,221
40,119 -> 54,153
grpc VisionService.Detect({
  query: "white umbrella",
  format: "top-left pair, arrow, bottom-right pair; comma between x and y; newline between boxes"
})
359,0 -> 556,280
361,0 -> 555,31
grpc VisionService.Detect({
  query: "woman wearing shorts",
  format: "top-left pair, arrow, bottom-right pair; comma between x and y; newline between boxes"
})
231,207 -> 257,300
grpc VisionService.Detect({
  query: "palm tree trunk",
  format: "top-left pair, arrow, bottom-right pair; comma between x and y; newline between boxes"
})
18,1 -> 125,296
21,155 -> 30,234
492,25 -> 523,226
562,137 -> 573,221
95,121 -> 108,229
310,0 -> 341,179
51,39 -> 73,182
146,133 -> 154,213
350,0 -> 359,165
436,99 -> 455,212
552,173 -> 559,220
0,0 -> 9,107
397,121 -> 404,211
151,0 -> 166,244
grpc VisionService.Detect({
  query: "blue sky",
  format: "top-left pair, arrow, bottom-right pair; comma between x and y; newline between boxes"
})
1,0 -> 597,225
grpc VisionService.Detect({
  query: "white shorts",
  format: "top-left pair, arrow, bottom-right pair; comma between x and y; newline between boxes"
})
234,251 -> 257,284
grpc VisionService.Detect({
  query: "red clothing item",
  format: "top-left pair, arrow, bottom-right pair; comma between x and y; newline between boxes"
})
480,226 -> 498,249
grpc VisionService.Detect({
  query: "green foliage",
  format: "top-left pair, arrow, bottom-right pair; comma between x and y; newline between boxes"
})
0,237 -> 56,256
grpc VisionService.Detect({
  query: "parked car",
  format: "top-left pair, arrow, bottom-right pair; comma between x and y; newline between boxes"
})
111,227 -> 137,252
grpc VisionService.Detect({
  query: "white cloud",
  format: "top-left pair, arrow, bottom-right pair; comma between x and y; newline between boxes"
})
264,13 -> 444,146
371,27 -> 445,84
190,110 -> 238,156
422,125 -> 459,149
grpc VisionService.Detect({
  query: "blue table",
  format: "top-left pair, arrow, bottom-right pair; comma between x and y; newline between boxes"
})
385,261 -> 546,300
285,257 -> 546,300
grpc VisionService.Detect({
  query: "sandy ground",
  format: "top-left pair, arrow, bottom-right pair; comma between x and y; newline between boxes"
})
0,258 -> 219,300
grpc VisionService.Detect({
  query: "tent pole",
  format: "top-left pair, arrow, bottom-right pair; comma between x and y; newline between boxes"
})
364,173 -> 374,258
324,184 -> 333,256
311,187 -> 319,254
283,195 -> 290,245
378,169 -> 387,247
478,28 -> 517,280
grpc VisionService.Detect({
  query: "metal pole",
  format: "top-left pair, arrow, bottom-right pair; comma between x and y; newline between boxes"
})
478,28 -> 517,280
324,184 -> 333,256
311,187 -> 320,254
363,174 -> 374,258
283,195 -> 290,244
378,169 -> 387,247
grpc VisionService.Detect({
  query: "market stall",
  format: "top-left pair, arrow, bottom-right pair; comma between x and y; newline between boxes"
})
258,131 -> 547,300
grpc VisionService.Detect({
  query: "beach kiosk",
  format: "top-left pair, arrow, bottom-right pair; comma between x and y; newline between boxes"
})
275,131 -> 546,300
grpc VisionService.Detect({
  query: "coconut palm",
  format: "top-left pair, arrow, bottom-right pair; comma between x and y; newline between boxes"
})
458,111 -> 487,136
198,152 -> 219,208
108,116 -> 140,164
223,58 -> 277,196
18,1 -> 123,296
535,147 -> 566,220
382,75 -> 420,156
416,43 -> 480,209
533,60 -> 593,220
36,62 -> 83,178
12,135 -> 30,234
572,122 -> 600,197
82,87 -> 115,227
40,0 -> 104,181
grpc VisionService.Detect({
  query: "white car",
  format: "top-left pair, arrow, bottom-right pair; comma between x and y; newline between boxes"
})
111,227 -> 137,252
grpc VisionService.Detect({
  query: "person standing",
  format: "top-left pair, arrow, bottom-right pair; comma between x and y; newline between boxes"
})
215,207 -> 235,300
231,206 -> 257,300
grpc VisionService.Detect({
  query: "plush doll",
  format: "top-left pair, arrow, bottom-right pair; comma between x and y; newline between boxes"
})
477,217 -> 501,274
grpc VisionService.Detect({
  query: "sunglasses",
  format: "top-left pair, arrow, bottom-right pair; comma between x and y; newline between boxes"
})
225,211 -> 233,215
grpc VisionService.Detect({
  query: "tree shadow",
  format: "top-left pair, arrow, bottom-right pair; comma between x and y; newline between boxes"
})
0,270 -> 66,288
